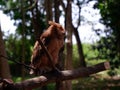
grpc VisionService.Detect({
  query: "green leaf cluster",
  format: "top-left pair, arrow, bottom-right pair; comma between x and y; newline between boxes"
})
93,0 -> 120,69
73,43 -> 100,67
0,0 -> 46,77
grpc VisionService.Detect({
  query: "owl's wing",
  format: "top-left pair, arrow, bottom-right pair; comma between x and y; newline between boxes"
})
30,41 -> 42,65
42,37 -> 50,46
31,35 -> 50,64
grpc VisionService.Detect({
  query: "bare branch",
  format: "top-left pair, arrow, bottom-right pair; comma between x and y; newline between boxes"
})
11,61 -> 110,90
25,0 -> 38,10
76,0 -> 81,29
59,0 -> 66,12
37,38 -> 57,70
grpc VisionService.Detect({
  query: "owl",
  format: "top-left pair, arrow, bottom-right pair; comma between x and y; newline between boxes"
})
30,21 -> 65,75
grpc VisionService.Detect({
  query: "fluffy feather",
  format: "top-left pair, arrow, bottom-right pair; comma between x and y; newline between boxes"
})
30,21 -> 65,75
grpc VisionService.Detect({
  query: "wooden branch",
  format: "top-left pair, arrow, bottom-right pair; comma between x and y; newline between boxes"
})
25,0 -> 38,10
37,39 -> 58,70
59,0 -> 66,12
0,55 -> 35,70
11,61 -> 110,90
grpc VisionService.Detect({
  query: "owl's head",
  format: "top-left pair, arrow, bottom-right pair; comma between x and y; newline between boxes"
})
48,21 -> 65,39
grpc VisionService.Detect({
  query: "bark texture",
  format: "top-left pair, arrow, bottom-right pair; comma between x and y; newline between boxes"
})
0,62 -> 110,90
0,25 -> 11,79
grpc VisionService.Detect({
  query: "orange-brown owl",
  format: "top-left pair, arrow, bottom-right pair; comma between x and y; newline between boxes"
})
30,21 -> 65,75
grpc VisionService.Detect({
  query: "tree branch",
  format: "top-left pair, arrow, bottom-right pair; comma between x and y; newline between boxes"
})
37,38 -> 58,71
59,0 -> 66,12
9,61 -> 110,90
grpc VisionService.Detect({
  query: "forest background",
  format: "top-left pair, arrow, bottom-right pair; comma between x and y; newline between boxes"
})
0,0 -> 120,90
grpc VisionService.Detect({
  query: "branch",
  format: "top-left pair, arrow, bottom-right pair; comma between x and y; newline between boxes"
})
11,61 -> 110,90
25,0 -> 38,10
0,55 -> 35,70
59,0 -> 66,12
37,39 -> 58,71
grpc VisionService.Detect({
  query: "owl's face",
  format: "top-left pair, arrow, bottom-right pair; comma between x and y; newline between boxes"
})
51,25 -> 65,39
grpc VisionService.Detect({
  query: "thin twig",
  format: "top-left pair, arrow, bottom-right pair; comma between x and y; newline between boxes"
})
37,38 -> 59,71
0,55 -> 35,70
25,0 -> 38,10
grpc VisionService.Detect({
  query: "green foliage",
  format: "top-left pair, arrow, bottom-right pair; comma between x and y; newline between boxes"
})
72,44 -> 79,67
4,33 -> 33,76
0,0 -> 46,77
93,0 -> 120,69
83,43 -> 99,60
73,76 -> 120,90
72,43 -> 101,67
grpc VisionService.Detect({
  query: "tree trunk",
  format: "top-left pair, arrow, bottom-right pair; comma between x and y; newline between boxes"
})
30,0 -> 43,39
45,0 -> 53,23
64,0 -> 73,90
54,0 -> 60,23
53,0 -> 66,90
0,24 -> 11,79
40,1 -> 53,90
21,0 -> 26,81
72,0 -> 86,67
73,27 -> 86,67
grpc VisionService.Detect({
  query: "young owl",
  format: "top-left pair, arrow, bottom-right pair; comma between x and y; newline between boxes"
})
30,21 -> 65,75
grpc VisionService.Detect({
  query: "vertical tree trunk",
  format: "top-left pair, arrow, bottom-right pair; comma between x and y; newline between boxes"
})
73,27 -> 86,67
21,0 -> 26,81
0,24 -> 11,79
54,0 -> 60,23
29,0 -> 43,39
64,0 -> 73,90
54,0 -> 66,90
41,1 -> 53,90
45,0 -> 53,23
73,0 -> 86,67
